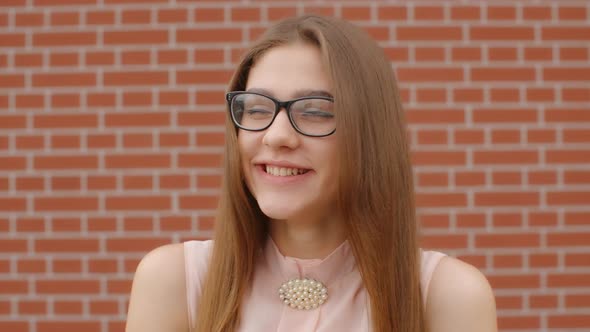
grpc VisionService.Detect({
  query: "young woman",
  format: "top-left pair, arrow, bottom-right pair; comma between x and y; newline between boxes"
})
126,15 -> 497,332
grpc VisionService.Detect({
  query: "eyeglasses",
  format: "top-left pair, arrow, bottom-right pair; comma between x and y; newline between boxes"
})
226,91 -> 336,137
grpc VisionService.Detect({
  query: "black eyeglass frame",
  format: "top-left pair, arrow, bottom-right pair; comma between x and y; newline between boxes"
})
226,91 -> 336,137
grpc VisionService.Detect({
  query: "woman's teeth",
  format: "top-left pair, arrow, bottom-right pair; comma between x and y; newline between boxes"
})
265,165 -> 308,176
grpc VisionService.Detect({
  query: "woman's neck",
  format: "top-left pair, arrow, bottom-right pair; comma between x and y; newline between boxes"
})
269,216 -> 347,259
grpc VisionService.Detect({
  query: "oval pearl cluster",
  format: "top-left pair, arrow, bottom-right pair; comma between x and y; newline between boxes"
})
278,277 -> 328,310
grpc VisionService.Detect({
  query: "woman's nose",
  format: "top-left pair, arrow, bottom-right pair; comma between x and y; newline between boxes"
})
261,109 -> 300,149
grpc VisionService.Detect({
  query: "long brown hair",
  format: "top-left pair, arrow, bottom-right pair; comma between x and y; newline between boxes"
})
195,15 -> 425,332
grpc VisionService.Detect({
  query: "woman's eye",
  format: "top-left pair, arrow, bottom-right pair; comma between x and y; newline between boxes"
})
301,109 -> 334,118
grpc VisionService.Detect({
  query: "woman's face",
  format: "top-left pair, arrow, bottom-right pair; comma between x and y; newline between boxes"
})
237,42 -> 340,225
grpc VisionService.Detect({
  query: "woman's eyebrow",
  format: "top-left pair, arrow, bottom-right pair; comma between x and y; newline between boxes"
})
245,88 -> 333,99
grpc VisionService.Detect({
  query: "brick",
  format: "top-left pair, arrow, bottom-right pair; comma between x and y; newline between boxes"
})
160,174 -> 190,189
121,50 -> 151,65
34,156 -> 97,169
157,49 -> 187,64
0,115 -> 26,129
523,6 -> 551,20
528,170 -> 557,184
564,129 -> 590,143
564,170 -> 590,184
421,235 -> 467,249
474,150 -> 538,164
412,151 -> 466,166
35,114 -> 97,128
105,154 -> 170,169
122,91 -> 152,106
195,90 -> 224,104
35,197 -> 98,211
548,315 -> 590,329
0,281 -> 28,294
16,135 -> 44,150
558,7 -> 587,20
492,212 -> 524,227
89,259 -> 118,273
90,300 -> 119,315
194,49 -> 224,64
493,254 -> 522,268
543,27 -> 590,40
450,6 -> 480,20
105,112 -> 170,127
456,213 -> 486,228
194,7 -> 224,22
548,274 -> 590,287
414,6 -> 444,20
397,68 -> 463,82
490,88 -> 520,102
51,176 -> 81,190
53,300 -> 83,314
566,294 -> 590,308
473,109 -> 537,123
33,32 -> 96,46
544,68 -> 590,81
87,175 -> 117,190
160,216 -> 192,231
565,211 -> 590,225
0,156 -> 26,170
560,47 -> 588,61
196,132 -> 225,146
454,129 -> 484,144
524,47 -> 553,61
0,198 -> 27,211
267,7 -> 297,21
377,5 -> 407,20
530,253 -> 558,268
405,109 -> 463,125
498,316 -> 540,330
16,176 -> 44,190
35,0 -> 95,4
565,252 -> 590,266
472,68 -> 535,81
51,217 -> 82,232
548,191 -> 590,205
106,237 -> 169,252
0,33 -> 25,47
51,93 -> 80,108
49,135 -> 80,150
14,53 -> 43,67
123,216 -> 153,231
86,10 -> 115,25
53,259 -> 82,273
496,296 -> 522,310
562,88 -> 590,102
488,47 -> 517,61
0,74 -> 25,88
547,232 -> 590,246
177,69 -> 233,84
16,217 -> 45,232
85,51 -> 115,66
453,88 -> 483,102
396,27 -> 461,40
104,30 -> 168,45
475,192 -> 539,206
529,211 -> 558,227
546,109 -> 590,122
33,73 -> 95,87
477,233 -> 539,248
492,171 -> 521,184
547,150 -> 590,163
121,9 -> 151,24
177,28 -> 242,43
106,196 -> 171,210
88,217 -> 117,232
487,6 -> 516,20
178,153 -> 223,168
159,133 -> 189,147
231,7 -> 261,22
416,193 -> 466,208
17,259 -> 46,273
15,13 -> 44,27
159,91 -> 188,105
123,133 -> 152,148
179,195 -> 219,210
197,174 -> 221,189
104,71 -> 167,86
471,27 -> 533,40
157,9 -> 187,23
123,175 -> 153,190
50,11 -> 79,26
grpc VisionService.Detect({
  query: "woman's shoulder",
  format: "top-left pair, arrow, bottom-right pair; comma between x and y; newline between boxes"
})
425,256 -> 498,332
125,240 -> 213,332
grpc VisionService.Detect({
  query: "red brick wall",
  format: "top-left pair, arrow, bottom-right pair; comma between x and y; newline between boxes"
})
1,1 -> 589,331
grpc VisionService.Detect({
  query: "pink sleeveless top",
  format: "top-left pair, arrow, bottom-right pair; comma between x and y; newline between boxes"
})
184,239 -> 446,331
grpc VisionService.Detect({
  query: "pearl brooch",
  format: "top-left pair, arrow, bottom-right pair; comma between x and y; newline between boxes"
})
278,277 -> 328,310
